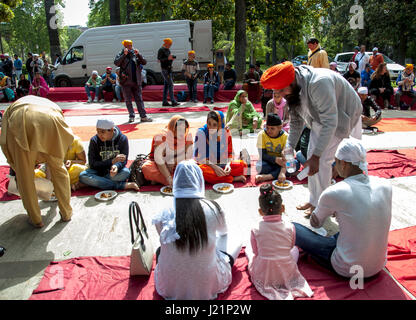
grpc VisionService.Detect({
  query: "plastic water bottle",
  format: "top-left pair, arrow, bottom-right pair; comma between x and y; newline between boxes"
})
283,147 -> 296,174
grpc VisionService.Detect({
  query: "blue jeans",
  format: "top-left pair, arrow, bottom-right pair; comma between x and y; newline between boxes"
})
161,69 -> 176,103
85,85 -> 99,99
79,167 -> 130,190
203,84 -> 219,101
296,150 -> 307,165
293,222 -> 339,272
256,159 -> 300,179
115,85 -> 122,101
186,78 -> 198,100
223,80 -> 235,90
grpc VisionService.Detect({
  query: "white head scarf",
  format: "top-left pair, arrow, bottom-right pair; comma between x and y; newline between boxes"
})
335,138 -> 368,174
357,87 -> 368,95
152,160 -> 205,245
96,119 -> 114,130
348,62 -> 357,70
173,160 -> 205,199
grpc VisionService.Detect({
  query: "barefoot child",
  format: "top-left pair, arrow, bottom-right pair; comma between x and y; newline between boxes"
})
194,111 -> 247,184
247,184 -> 313,300
255,114 -> 299,184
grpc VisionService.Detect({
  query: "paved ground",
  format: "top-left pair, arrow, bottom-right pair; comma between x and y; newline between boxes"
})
0,100 -> 415,300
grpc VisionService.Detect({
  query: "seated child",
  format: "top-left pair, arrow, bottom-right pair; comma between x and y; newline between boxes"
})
247,184 -> 313,300
255,114 -> 299,184
79,119 -> 139,191
64,136 -> 88,191
194,111 -> 247,184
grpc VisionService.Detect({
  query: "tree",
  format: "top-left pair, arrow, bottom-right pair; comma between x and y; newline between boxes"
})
44,0 -> 61,59
109,0 -> 121,25
0,0 -> 22,22
234,0 -> 246,81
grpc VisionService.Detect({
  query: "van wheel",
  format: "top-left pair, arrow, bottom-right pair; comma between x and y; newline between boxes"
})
55,76 -> 72,87
146,74 -> 156,85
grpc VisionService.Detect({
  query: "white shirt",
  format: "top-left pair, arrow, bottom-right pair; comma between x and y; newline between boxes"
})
313,174 -> 392,278
153,200 -> 232,300
354,52 -> 370,74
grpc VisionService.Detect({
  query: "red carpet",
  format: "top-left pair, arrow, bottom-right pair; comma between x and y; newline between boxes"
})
47,84 -> 243,103
29,247 -> 410,300
62,106 -> 211,117
386,226 -> 416,297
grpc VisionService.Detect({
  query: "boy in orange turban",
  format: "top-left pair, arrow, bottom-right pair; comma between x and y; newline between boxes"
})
181,50 -> 200,103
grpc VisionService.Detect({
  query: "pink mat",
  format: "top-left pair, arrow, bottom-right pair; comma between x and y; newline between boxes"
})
47,84 -> 243,103
29,247 -> 410,300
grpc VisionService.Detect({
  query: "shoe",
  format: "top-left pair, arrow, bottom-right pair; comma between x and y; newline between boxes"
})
87,97 -> 92,103
203,99 -> 207,104
112,98 -> 117,102
141,117 -> 153,123
362,128 -> 373,134
129,116 -> 135,123
99,99 -> 105,103
162,102 -> 172,107
93,98 -> 98,103
210,99 -> 214,104
193,99 -> 198,103
171,101 -> 180,107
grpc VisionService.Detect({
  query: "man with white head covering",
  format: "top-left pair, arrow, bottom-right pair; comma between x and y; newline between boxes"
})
370,47 -> 384,71
357,87 -> 382,130
79,118 -> 139,191
293,138 -> 392,278
85,70 -> 102,103
343,62 -> 361,90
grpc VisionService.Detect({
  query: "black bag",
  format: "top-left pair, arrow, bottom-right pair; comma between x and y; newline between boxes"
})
129,154 -> 150,186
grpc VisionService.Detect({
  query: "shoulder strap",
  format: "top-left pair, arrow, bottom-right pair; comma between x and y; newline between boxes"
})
308,48 -> 321,65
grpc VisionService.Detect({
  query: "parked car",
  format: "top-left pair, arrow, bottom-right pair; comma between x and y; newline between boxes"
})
333,52 -> 404,79
292,55 -> 308,66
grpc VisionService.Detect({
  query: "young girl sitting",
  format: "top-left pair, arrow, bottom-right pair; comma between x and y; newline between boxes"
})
247,184 -> 313,300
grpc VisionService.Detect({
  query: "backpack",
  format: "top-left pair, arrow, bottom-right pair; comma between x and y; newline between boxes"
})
176,90 -> 187,102
128,154 -> 150,186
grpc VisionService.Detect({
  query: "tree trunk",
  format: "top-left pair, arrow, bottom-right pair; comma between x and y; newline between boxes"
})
126,0 -> 133,24
265,24 -> 270,65
44,0 -> 61,59
272,34 -> 277,64
234,0 -> 246,81
398,32 -> 408,65
109,0 -> 121,25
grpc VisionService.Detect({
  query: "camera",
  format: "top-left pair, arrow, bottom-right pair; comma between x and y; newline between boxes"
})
172,55 -> 176,59
128,49 -> 135,55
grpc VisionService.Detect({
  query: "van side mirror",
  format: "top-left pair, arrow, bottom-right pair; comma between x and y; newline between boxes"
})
82,65 -> 86,69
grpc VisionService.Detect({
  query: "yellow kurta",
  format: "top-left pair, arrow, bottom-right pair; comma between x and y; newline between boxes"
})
307,46 -> 330,69
0,95 -> 75,225
65,137 -> 87,185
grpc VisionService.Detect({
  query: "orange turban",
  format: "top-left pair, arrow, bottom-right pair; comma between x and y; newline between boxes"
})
207,63 -> 214,68
188,50 -> 195,55
406,64 -> 414,71
260,61 -> 296,90
163,38 -> 173,45
122,40 -> 133,47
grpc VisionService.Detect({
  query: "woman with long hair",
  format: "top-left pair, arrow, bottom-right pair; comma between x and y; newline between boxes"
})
152,160 -> 242,299
369,63 -> 394,109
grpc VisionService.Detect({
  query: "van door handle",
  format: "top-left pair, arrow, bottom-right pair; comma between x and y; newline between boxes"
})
82,65 -> 87,69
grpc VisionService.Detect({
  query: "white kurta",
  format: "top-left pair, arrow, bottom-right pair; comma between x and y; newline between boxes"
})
153,200 -> 232,300
313,174 -> 392,278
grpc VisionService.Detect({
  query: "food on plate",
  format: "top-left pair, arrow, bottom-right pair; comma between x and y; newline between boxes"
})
100,192 -> 113,199
274,181 -> 290,187
163,187 -> 172,194
218,185 -> 231,191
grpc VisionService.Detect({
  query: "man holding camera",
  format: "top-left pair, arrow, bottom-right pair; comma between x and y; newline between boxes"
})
114,40 -> 152,123
158,38 -> 180,107
100,66 -> 118,102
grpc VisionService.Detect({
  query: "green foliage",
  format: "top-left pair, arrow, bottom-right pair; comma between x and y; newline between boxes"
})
0,0 -> 22,22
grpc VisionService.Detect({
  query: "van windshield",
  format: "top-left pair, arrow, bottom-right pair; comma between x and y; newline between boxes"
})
63,46 -> 84,65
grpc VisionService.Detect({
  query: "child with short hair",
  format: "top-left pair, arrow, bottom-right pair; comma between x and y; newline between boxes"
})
182,50 -> 200,103
247,184 -> 313,300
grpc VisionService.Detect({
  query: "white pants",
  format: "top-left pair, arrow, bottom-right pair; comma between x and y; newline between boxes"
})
307,117 -> 362,207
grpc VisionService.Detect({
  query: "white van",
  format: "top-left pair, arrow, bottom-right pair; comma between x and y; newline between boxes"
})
54,20 -> 212,87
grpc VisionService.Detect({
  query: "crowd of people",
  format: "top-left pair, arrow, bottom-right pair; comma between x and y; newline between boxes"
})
0,36 -> 401,301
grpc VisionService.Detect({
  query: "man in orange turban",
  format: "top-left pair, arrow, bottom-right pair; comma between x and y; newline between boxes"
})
395,63 -> 416,109
158,38 -> 179,107
261,61 -> 362,216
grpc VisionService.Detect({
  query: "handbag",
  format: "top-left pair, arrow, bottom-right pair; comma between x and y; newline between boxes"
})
128,154 -> 150,186
129,201 -> 154,276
